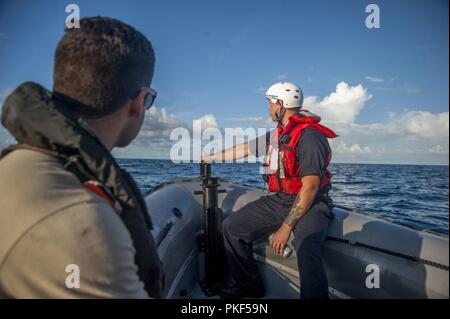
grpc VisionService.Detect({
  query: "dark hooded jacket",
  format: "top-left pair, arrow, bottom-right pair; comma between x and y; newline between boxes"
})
0,82 -> 161,298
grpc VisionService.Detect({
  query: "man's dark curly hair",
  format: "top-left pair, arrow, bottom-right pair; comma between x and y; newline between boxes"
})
53,16 -> 155,118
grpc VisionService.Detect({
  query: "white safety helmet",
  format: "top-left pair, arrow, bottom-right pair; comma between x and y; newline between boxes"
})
265,82 -> 304,109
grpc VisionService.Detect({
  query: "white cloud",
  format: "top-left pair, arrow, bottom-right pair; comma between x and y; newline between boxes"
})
304,81 -> 372,124
194,113 -> 219,129
345,111 -> 449,142
365,76 -> 384,83
327,111 -> 449,163
298,81 -> 447,147
332,140 -> 372,154
429,145 -> 449,155
400,111 -> 448,139
137,106 -> 185,141
127,106 -> 189,156
235,81 -> 448,163
119,106 -> 222,158
284,81 -> 448,163
388,111 -> 396,119
147,106 -> 182,126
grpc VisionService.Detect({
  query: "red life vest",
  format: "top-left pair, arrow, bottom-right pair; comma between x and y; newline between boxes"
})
264,110 -> 337,194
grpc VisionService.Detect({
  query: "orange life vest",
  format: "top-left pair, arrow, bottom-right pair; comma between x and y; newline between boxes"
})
264,110 -> 337,194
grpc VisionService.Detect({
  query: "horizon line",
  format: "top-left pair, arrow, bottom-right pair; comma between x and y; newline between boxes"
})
113,157 -> 450,167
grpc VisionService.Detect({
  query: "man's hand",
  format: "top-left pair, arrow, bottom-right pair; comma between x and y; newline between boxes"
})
201,154 -> 216,163
269,223 -> 292,256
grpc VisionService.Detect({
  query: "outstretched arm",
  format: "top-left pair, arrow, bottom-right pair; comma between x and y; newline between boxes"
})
201,131 -> 271,163
201,142 -> 250,163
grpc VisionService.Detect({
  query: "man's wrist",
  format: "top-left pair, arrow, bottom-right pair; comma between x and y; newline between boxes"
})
282,219 -> 296,229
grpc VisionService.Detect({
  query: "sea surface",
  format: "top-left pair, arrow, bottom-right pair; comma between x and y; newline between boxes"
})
117,159 -> 449,235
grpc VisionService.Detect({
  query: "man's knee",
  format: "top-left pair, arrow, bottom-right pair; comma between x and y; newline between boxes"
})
222,214 -> 241,238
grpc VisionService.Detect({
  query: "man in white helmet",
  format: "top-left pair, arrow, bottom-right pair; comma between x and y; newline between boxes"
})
202,81 -> 337,299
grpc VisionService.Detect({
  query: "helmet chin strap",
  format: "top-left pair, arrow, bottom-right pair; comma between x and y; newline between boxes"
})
276,106 -> 286,126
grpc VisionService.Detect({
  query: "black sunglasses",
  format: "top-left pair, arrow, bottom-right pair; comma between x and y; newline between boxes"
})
132,87 -> 157,110
144,87 -> 157,110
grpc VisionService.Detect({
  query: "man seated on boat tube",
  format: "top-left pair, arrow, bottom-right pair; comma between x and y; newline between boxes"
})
0,17 -> 161,298
202,81 -> 337,299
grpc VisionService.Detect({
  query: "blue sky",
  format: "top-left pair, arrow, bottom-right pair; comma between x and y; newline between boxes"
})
0,0 -> 448,164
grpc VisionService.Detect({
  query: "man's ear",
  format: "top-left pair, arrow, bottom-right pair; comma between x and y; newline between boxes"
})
277,99 -> 284,108
275,100 -> 284,115
128,89 -> 147,117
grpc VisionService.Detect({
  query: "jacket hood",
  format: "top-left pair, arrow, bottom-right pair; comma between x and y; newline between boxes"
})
1,82 -> 152,227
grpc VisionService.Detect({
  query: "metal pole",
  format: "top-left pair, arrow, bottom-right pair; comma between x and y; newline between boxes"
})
198,163 -> 226,295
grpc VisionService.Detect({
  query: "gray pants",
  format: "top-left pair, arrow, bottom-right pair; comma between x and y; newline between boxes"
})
222,192 -> 333,299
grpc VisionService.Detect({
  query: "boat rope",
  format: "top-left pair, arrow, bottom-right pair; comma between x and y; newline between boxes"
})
326,236 -> 449,271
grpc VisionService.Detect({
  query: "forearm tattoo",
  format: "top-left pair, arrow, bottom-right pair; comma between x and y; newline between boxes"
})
284,193 -> 305,228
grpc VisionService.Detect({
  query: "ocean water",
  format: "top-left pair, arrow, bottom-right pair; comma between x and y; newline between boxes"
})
117,159 -> 449,235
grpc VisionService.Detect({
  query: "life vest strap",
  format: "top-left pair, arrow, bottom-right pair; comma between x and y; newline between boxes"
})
279,145 -> 293,151
83,180 -> 116,209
